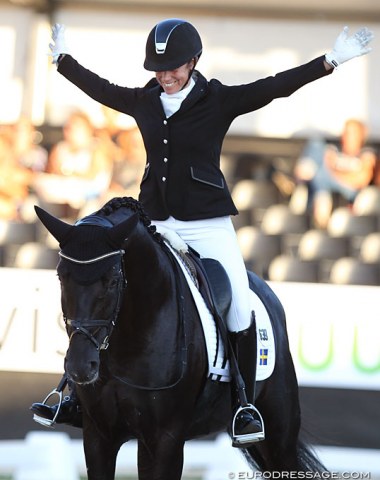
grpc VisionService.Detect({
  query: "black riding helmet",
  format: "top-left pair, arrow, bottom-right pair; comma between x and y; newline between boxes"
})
144,18 -> 202,72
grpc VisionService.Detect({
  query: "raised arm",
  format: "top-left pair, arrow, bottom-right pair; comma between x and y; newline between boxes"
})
48,24 -> 138,116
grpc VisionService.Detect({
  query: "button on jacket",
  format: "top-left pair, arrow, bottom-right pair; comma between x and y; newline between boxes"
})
58,55 -> 332,221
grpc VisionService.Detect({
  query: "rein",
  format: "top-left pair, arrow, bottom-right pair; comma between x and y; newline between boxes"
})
59,200 -> 189,390
61,249 -> 126,351
110,242 -> 189,391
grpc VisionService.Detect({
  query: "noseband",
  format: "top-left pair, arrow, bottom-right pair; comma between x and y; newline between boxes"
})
59,249 -> 126,351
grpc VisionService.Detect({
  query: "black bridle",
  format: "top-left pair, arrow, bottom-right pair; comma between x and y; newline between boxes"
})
60,241 -> 189,391
59,249 -> 126,351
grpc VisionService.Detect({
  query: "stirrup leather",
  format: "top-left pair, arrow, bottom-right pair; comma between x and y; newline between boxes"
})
32,388 -> 65,428
232,404 -> 265,445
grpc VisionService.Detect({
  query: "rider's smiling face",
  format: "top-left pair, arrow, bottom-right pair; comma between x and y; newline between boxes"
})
155,60 -> 194,94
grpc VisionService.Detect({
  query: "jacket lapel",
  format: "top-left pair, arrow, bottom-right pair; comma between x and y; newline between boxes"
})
146,79 -> 166,116
177,72 -> 208,115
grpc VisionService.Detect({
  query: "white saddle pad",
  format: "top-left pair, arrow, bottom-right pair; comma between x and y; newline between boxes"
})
249,289 -> 276,381
167,242 -> 275,383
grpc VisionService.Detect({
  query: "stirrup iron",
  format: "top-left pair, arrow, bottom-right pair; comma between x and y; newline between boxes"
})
232,404 -> 265,446
32,389 -> 65,428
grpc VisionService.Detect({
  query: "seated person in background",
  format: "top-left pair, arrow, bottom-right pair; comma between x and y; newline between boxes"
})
11,116 -> 48,172
107,125 -> 146,199
0,128 -> 34,221
294,118 -> 376,228
95,105 -> 126,169
33,110 -> 113,213
94,107 -> 146,200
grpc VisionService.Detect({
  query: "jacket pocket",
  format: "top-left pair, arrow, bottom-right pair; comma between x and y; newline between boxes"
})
141,162 -> 150,183
190,166 -> 224,189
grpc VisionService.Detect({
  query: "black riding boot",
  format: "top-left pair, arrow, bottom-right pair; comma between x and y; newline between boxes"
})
229,316 -> 265,447
30,377 -> 82,428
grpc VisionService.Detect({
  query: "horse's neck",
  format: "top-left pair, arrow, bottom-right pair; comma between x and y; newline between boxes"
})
114,228 -> 182,369
124,226 -> 173,302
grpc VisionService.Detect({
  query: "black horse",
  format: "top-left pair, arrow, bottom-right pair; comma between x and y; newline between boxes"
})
34,197 -> 326,479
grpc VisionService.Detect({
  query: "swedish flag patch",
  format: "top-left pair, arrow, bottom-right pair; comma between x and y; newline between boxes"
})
259,348 -> 268,365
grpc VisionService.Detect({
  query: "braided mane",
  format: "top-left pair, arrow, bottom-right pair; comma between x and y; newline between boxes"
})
98,197 -> 164,244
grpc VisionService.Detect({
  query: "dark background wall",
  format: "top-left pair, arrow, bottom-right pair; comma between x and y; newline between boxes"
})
1,371 -> 379,449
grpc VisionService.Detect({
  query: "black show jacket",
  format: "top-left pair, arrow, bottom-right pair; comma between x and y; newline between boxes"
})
58,55 -> 332,221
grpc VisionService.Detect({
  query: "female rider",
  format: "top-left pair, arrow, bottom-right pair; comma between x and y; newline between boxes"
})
31,19 -> 373,446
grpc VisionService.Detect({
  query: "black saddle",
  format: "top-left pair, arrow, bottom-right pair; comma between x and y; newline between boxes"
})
187,248 -> 232,322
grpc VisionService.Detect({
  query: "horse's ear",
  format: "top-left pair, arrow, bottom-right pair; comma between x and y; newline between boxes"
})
34,205 -> 72,243
107,213 -> 139,247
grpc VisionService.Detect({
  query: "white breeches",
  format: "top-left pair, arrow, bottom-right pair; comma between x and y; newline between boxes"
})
151,216 -> 251,332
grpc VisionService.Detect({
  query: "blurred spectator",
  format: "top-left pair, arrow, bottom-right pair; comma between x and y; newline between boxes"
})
95,106 -> 125,166
0,128 -> 34,220
107,126 -> 146,199
370,152 -> 380,187
33,110 -> 113,213
96,105 -> 124,144
93,106 -> 146,200
294,119 -> 376,228
11,116 -> 48,172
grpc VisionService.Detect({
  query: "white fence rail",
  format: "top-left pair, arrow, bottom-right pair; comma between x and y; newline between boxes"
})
0,432 -> 379,480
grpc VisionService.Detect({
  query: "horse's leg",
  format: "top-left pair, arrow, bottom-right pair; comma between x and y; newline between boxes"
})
82,423 -> 120,480
253,364 -> 302,471
137,435 -> 185,480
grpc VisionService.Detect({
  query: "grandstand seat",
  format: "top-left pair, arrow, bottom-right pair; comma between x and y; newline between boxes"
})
329,257 -> 379,286
359,232 -> 380,264
297,228 -> 351,283
352,186 -> 380,216
0,221 -> 38,267
0,220 -> 36,245
327,207 -> 377,238
261,204 -> 309,236
220,154 -> 236,189
267,254 -> 318,282
231,179 -> 279,228
13,242 -> 59,269
232,179 -> 279,210
298,229 -> 348,261
236,225 -> 281,276
288,183 -> 309,215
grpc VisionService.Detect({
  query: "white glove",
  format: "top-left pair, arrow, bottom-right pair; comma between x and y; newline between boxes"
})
325,26 -> 374,68
49,23 -> 69,64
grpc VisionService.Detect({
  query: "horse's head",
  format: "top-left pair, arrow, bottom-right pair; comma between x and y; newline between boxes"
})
35,204 -> 138,385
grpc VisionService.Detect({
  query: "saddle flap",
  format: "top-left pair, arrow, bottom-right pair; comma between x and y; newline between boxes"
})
198,257 -> 232,319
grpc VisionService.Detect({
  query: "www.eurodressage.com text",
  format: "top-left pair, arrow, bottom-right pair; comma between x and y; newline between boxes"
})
227,472 -> 371,479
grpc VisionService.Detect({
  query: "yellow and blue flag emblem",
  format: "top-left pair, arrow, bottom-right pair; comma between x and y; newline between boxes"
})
259,348 -> 268,365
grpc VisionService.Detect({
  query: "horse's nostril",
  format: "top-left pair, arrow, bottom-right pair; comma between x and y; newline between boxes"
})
89,361 -> 98,372
65,356 -> 99,384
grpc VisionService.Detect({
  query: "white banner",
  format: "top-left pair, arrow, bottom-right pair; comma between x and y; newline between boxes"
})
1,268 -> 379,390
0,268 -> 66,374
271,281 -> 380,391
